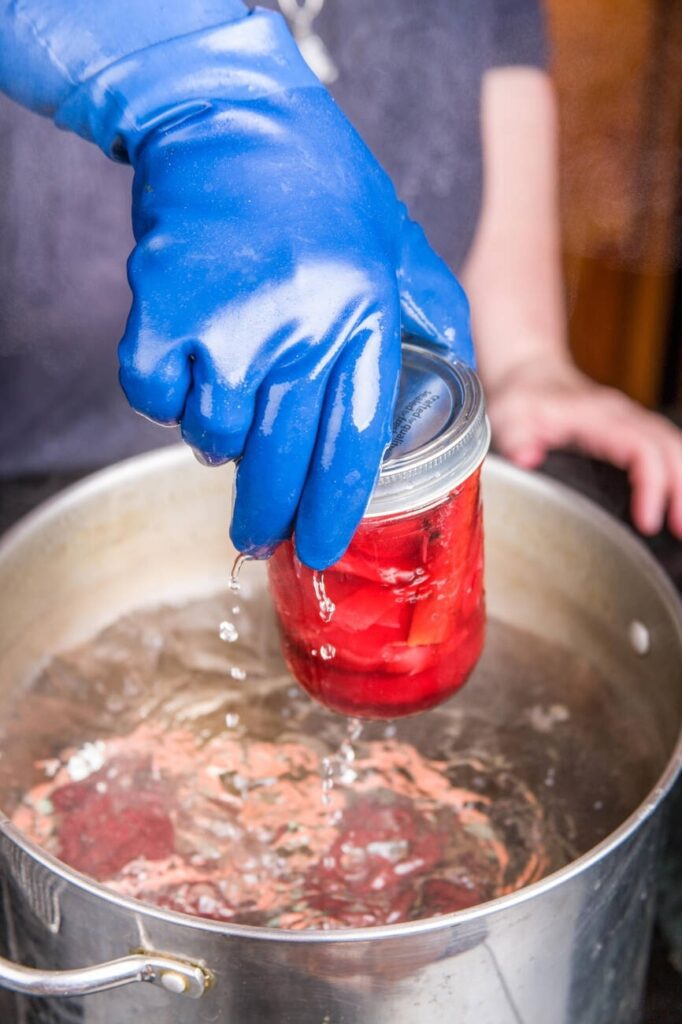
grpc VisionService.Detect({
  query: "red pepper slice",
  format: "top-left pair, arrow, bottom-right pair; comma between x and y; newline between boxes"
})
408,477 -> 481,647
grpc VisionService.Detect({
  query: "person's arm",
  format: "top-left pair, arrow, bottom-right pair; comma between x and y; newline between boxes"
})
0,1 -> 473,569
462,67 -> 682,538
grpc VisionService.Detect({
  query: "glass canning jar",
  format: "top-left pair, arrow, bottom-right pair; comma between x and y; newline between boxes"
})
267,343 -> 490,719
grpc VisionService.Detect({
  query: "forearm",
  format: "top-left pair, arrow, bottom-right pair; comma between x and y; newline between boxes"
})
0,0 -> 247,116
461,67 -> 569,392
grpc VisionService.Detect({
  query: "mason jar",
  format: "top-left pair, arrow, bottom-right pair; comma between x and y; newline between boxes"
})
267,343 -> 491,718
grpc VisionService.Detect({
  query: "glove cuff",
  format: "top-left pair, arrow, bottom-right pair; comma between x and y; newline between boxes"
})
54,8 -> 323,163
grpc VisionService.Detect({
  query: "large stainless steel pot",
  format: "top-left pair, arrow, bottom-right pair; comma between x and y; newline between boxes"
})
0,447 -> 680,1024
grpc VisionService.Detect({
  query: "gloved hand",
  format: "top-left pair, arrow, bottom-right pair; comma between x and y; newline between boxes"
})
0,2 -> 474,569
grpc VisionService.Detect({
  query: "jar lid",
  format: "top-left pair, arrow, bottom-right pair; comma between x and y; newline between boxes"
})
365,342 -> 490,518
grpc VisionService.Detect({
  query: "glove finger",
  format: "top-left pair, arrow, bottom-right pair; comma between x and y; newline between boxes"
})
295,298 -> 402,570
230,360 -> 332,559
398,216 -> 475,366
118,237 -> 200,424
180,348 -> 262,465
118,315 -> 192,425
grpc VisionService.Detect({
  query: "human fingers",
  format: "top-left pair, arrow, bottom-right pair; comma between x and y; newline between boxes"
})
621,429 -> 670,535
486,381 -> 553,466
548,396 -> 682,536
490,374 -> 682,537
544,398 -> 673,535
647,416 -> 682,538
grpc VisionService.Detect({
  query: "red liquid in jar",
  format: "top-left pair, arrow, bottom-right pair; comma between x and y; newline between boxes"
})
268,469 -> 485,718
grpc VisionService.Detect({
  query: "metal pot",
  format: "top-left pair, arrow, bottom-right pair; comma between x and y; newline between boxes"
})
0,448 -> 679,1024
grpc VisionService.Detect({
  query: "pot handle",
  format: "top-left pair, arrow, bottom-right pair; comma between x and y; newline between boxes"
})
0,950 -> 211,999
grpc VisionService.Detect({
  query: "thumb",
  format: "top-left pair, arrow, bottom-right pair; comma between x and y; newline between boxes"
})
397,215 -> 475,366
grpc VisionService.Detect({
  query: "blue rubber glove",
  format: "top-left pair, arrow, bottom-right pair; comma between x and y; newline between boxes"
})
0,3 -> 474,569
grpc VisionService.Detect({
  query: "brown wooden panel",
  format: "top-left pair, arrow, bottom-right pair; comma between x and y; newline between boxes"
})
545,0 -> 682,407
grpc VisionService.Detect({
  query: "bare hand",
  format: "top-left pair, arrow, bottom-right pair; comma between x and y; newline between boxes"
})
486,356 -> 682,538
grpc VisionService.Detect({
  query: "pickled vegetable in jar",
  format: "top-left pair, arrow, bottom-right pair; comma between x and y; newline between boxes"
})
267,344 -> 490,719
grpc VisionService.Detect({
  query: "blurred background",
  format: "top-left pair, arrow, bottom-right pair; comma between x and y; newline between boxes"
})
1,0 -> 680,472
546,0 -> 681,412
0,2 -> 680,1019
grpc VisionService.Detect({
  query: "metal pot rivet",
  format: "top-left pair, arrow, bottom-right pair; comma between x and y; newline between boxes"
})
628,620 -> 650,656
161,971 -> 189,994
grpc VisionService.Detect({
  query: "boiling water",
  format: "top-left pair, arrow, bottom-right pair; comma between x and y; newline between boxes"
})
0,579 -> 659,930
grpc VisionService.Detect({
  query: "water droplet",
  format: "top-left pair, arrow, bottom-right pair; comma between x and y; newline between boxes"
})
339,764 -> 358,785
229,666 -> 246,681
339,741 -> 355,765
347,718 -> 364,744
312,571 -> 335,624
219,621 -> 238,643
40,758 -> 61,779
321,755 -> 334,806
66,741 -> 106,782
225,712 -> 240,729
320,643 -> 336,661
229,553 -> 252,593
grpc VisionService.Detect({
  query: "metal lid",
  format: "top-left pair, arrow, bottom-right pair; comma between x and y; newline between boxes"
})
366,342 -> 490,518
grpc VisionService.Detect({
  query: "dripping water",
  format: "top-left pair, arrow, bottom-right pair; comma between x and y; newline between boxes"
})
320,717 -> 365,810
312,571 -> 335,624
219,553 -> 253,675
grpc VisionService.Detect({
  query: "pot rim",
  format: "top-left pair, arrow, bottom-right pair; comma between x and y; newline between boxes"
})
1,446 -> 680,944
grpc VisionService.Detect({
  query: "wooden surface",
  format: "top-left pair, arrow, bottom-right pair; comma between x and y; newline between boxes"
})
545,0 -> 682,407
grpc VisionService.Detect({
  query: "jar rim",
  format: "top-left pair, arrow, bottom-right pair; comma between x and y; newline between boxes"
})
365,343 -> 490,519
